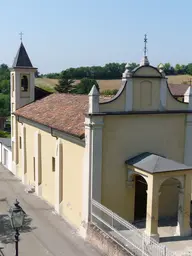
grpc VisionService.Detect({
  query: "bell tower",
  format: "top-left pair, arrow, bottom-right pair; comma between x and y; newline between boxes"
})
11,38 -> 36,175
11,41 -> 36,111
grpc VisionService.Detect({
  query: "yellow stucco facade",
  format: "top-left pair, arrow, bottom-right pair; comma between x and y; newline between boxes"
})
101,114 -> 186,221
15,121 -> 84,228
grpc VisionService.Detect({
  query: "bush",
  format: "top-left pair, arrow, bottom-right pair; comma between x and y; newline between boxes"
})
0,130 -> 11,138
101,89 -> 118,96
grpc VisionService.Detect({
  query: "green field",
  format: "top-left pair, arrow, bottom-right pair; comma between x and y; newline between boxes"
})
35,75 -> 192,93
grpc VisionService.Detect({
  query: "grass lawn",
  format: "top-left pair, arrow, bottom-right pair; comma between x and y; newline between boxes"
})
35,75 -> 192,93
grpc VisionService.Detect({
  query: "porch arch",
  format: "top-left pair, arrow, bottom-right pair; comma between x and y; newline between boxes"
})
159,177 -> 181,223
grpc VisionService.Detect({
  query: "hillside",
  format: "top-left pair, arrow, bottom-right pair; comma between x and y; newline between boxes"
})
35,74 -> 192,93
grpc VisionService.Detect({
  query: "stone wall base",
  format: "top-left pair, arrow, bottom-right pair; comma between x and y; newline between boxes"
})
87,223 -> 131,256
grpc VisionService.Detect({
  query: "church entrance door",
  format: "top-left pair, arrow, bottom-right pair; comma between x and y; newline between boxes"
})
134,175 -> 147,220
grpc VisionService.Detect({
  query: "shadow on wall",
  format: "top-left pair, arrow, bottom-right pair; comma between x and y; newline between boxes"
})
0,214 -> 36,244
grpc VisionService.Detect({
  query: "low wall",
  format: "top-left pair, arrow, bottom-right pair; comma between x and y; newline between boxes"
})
0,143 -> 12,171
87,223 -> 131,256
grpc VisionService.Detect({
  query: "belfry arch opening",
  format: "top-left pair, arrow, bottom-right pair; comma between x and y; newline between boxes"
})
21,75 -> 29,92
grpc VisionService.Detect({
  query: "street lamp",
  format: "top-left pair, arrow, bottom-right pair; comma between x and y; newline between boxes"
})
9,199 -> 25,256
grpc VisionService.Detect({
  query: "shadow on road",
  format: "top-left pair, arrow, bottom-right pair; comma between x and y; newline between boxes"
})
0,214 -> 36,244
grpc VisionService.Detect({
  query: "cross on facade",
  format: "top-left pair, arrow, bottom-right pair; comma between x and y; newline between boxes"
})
144,34 -> 147,56
19,32 -> 23,42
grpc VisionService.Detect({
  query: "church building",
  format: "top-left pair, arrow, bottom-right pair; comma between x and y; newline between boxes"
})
11,39 -> 192,241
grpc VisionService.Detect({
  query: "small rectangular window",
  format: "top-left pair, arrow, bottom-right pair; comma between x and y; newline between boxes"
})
33,157 -> 36,181
52,157 -> 55,172
19,136 -> 22,149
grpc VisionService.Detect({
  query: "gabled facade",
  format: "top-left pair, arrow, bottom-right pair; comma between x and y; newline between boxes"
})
82,59 -> 192,240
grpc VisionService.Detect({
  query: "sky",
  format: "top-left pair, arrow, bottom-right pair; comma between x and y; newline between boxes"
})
0,0 -> 192,74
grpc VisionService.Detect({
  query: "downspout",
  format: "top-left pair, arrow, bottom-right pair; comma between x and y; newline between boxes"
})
88,116 -> 93,222
51,128 -> 58,139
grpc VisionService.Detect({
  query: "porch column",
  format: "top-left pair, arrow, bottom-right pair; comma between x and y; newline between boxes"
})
175,174 -> 192,236
21,124 -> 26,184
55,139 -> 63,213
145,175 -> 159,241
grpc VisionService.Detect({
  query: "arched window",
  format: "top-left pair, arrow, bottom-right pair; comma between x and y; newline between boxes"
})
21,75 -> 28,92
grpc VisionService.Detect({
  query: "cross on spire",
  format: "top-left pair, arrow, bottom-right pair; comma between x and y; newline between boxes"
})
19,32 -> 23,42
144,34 -> 147,56
140,34 -> 150,66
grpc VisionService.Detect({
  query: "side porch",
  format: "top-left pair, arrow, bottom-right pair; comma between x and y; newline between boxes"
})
125,152 -> 192,242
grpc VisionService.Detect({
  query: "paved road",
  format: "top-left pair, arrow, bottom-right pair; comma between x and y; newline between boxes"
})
0,165 -> 101,256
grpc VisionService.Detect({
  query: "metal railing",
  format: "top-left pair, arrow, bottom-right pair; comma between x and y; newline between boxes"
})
91,199 -> 178,256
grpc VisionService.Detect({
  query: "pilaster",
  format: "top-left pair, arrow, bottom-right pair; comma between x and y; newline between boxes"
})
55,139 -> 63,213
125,78 -> 133,111
184,115 -> 192,166
159,77 -> 167,110
91,116 -> 104,202
80,117 -> 92,238
21,125 -> 27,184
11,115 -> 18,176
34,131 -> 42,196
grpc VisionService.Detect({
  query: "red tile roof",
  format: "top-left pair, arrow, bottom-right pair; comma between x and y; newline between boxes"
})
15,93 -> 88,138
168,84 -> 189,96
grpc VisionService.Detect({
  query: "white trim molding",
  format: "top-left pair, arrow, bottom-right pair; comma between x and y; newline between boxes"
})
34,130 -> 42,196
55,138 -> 63,213
125,78 -> 133,111
21,124 -> 27,184
80,115 -> 104,238
80,117 -> 92,238
159,78 -> 167,110
184,115 -> 192,166
91,116 -> 104,202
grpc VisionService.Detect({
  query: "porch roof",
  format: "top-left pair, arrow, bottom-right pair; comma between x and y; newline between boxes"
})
125,152 -> 192,174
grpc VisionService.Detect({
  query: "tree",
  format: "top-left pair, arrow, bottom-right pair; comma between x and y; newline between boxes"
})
73,78 -> 99,94
186,64 -> 192,76
55,72 -> 74,93
0,80 -> 10,94
127,63 -> 139,72
163,63 -> 171,75
0,94 -> 10,116
35,69 -> 40,78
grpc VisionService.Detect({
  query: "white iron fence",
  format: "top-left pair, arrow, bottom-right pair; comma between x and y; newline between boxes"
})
91,199 -> 178,256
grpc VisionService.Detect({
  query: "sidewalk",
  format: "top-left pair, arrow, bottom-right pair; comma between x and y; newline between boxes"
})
0,165 -> 101,256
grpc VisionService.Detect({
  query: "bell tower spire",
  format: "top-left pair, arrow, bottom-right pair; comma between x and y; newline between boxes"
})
140,34 -> 150,66
11,39 -> 36,111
